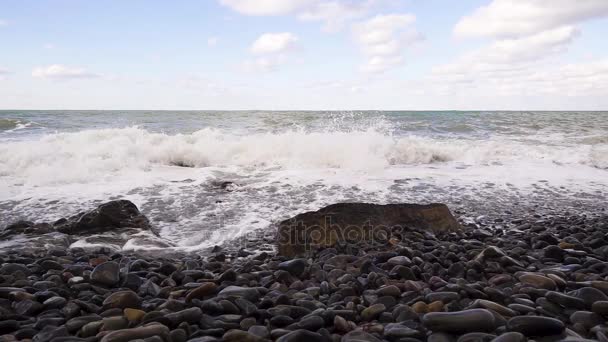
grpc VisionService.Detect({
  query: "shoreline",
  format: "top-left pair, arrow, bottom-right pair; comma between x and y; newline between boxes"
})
1,200 -> 608,341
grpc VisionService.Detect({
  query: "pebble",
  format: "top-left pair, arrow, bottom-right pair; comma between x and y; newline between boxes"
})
102,290 -> 141,309
506,316 -> 565,336
1,204 -> 608,342
361,303 -> 386,321
518,273 -> 557,290
422,309 -> 496,334
99,324 -> 170,342
491,332 -> 526,342
278,258 -> 309,277
185,282 -> 217,302
275,329 -> 323,342
90,261 -> 120,287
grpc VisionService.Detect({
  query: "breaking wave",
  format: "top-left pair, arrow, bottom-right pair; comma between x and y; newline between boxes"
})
0,126 -> 606,186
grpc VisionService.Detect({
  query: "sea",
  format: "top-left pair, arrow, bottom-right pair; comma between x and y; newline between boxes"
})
1,110 -> 607,251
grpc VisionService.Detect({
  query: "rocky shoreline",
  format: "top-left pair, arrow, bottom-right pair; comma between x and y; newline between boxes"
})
1,200 -> 608,341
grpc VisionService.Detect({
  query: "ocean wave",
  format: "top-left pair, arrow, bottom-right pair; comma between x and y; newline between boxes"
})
0,118 -> 35,133
0,126 -> 605,185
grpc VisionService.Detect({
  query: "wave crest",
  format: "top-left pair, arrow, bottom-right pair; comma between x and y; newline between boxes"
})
0,126 -> 605,186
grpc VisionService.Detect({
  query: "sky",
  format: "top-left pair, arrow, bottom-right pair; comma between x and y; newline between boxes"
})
1,0 -> 608,110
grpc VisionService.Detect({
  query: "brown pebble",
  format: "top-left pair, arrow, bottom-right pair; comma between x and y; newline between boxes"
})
428,301 -> 444,312
412,301 -> 428,314
185,282 -> 217,302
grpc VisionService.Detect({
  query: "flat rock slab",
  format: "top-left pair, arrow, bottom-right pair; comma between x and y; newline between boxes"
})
277,202 -> 460,256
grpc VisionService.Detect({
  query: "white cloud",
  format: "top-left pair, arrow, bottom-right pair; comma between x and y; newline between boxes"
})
423,58 -> 608,99
219,0 -> 314,16
207,36 -> 219,47
220,0 -> 378,33
435,26 -> 580,76
242,55 -> 288,73
454,0 -> 608,39
31,65 -> 100,80
298,0 -> 374,32
353,14 -> 422,73
250,32 -> 298,54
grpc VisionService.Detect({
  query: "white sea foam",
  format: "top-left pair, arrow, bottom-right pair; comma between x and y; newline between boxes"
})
1,124 -> 607,250
0,126 -> 605,186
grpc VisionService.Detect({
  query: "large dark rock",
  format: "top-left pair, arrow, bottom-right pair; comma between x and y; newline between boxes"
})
277,202 -> 460,256
54,200 -> 153,235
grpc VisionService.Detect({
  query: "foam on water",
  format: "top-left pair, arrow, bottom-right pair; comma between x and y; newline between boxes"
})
0,111 -> 607,250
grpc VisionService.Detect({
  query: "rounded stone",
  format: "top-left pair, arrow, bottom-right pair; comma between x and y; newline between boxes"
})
103,290 -> 141,309
592,301 -> 608,316
518,273 -> 556,290
185,282 -> 218,302
377,285 -> 401,297
491,332 -> 526,342
428,301 -> 444,312
412,301 -> 429,314
124,308 -> 145,322
99,324 -> 170,342
341,330 -> 382,342
546,291 -> 586,309
506,316 -> 565,336
276,329 -> 324,342
422,309 -> 496,334
91,261 -> 120,287
361,303 -> 386,321
278,259 -> 309,277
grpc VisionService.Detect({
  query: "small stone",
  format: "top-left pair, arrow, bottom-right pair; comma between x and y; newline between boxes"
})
428,301 -> 444,312
458,332 -> 496,342
15,300 -> 43,316
491,332 -> 526,342
546,291 -> 586,309
170,328 -> 188,342
91,261 -> 120,287
334,315 -> 350,333
101,316 -> 129,331
223,330 -> 266,342
276,329 -> 323,342
422,309 -> 496,334
165,307 -> 203,326
185,282 -> 217,302
592,301 -> 608,316
342,330 -> 382,342
518,273 -> 556,290
42,296 -> 67,309
103,290 -> 141,309
376,285 -> 401,297
278,259 -> 309,277
361,303 -> 386,321
467,299 -> 517,317
412,301 -> 428,314
295,315 -> 324,331
572,287 -> 608,308
558,241 -> 576,249
124,308 -> 145,322
387,256 -> 412,266
426,292 -> 460,303
506,316 -> 564,336
99,324 -> 170,342
544,245 -> 566,260
248,325 -> 270,339
570,311 -> 604,330
218,286 -> 260,302
384,323 -> 423,339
